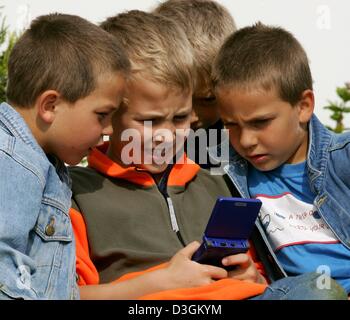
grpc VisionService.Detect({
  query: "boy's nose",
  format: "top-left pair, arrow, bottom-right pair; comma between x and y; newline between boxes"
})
239,128 -> 257,149
153,127 -> 175,145
161,121 -> 177,136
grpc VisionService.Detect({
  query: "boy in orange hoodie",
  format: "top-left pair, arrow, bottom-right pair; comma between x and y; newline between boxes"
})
69,10 -> 267,300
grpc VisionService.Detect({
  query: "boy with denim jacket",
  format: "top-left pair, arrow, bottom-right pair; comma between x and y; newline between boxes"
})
210,22 -> 350,295
0,13 -> 129,299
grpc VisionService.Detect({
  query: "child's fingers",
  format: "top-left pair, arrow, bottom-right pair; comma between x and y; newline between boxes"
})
227,268 -> 253,281
178,241 -> 201,258
202,264 -> 228,280
222,253 -> 251,269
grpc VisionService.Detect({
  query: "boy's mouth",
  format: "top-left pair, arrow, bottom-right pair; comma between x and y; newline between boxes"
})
247,154 -> 268,164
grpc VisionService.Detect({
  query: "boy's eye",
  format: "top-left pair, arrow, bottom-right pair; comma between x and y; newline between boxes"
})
142,118 -> 157,122
174,114 -> 190,122
96,112 -> 110,121
252,119 -> 271,128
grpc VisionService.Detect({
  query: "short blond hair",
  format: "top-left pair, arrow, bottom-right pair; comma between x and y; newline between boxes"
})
100,10 -> 195,92
154,0 -> 236,87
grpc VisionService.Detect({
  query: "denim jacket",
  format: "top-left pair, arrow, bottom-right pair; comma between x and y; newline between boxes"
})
0,102 -> 78,299
208,115 -> 350,281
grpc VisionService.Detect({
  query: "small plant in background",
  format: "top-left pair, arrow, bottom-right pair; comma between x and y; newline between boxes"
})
0,6 -> 17,103
323,83 -> 350,133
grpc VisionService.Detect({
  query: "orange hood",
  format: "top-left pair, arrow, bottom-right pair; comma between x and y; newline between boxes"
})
87,142 -> 200,187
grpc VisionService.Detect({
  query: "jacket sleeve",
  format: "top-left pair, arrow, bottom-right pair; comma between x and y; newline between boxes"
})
69,206 -> 100,286
0,152 -> 42,299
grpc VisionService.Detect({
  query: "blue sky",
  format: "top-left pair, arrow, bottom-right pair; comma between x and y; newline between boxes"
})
1,0 -> 349,128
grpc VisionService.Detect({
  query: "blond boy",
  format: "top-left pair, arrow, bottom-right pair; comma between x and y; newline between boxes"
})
69,10 -> 269,300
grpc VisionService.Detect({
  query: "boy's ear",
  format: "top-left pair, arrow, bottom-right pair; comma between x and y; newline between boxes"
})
297,89 -> 314,124
36,90 -> 61,124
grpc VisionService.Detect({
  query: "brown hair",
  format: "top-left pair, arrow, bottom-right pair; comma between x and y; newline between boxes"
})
100,10 -> 195,92
7,13 -> 130,108
154,0 -> 236,88
213,22 -> 313,105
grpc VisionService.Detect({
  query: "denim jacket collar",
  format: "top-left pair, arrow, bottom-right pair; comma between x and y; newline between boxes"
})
0,102 -> 46,155
0,102 -> 70,185
305,115 -> 332,193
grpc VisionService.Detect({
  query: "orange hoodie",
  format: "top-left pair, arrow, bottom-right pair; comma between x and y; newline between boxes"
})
70,145 -> 267,299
